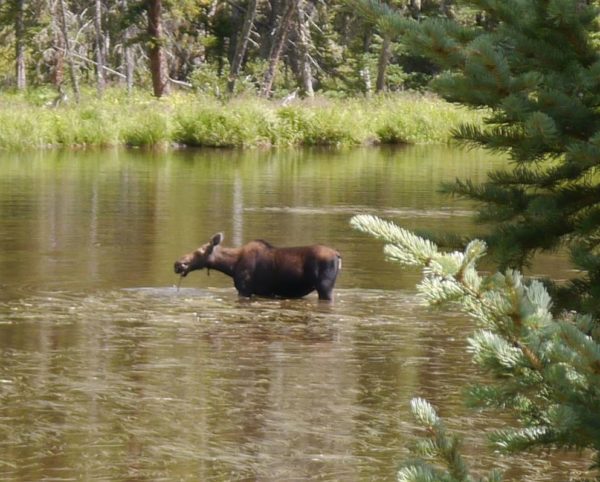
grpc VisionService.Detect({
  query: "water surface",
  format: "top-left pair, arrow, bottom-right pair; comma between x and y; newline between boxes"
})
0,147 -> 586,481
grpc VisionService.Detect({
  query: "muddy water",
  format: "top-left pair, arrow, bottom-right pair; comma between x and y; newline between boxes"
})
0,147 -> 586,480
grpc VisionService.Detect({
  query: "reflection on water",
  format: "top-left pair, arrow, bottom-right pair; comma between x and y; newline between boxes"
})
0,147 -> 587,480
0,288 -> 583,481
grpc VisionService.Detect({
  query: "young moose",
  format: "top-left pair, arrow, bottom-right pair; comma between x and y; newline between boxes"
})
174,233 -> 341,300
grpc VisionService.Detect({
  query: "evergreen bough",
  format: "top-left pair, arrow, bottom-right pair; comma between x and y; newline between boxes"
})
351,214 -> 600,481
347,0 -> 600,318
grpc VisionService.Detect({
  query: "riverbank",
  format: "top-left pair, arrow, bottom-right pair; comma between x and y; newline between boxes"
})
0,89 -> 484,150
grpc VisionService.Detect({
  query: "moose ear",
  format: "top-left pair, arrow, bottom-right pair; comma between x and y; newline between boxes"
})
211,232 -> 224,246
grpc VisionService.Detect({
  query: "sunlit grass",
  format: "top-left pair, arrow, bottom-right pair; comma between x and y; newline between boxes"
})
0,88 -> 485,150
373,95 -> 482,144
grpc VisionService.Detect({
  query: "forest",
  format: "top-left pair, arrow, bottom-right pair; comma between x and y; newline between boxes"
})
0,0 -> 465,99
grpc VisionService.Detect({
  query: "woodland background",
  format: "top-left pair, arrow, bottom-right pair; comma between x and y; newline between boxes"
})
0,0 -> 476,99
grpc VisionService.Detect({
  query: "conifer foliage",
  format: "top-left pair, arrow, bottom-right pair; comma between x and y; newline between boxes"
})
349,0 -> 600,318
351,214 -> 600,481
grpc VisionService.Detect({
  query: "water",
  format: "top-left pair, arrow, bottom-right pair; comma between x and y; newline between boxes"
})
0,147 -> 587,481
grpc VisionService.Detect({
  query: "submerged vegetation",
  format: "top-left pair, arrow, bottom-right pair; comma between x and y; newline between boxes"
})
0,89 -> 483,150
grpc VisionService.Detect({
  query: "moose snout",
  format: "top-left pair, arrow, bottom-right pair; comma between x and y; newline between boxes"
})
174,260 -> 189,276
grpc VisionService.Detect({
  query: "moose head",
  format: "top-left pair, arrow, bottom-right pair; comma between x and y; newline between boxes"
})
174,232 -> 223,277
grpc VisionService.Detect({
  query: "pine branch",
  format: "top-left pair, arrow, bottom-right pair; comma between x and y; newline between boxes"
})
488,426 -> 554,452
399,398 -> 502,482
400,398 -> 473,482
350,215 -> 600,471
350,214 -> 439,266
344,0 -> 409,37
364,0 -> 600,315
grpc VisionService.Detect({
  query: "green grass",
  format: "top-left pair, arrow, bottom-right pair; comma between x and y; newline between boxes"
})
0,88 -> 485,150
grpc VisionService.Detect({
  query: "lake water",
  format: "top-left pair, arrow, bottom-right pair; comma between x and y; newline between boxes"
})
0,146 -> 586,481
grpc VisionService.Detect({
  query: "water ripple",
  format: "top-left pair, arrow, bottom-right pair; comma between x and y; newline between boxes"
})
0,288 -> 590,481
245,205 -> 475,218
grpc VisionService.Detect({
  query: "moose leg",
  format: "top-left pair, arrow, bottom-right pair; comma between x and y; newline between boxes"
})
234,270 -> 253,298
316,284 -> 334,301
315,259 -> 339,301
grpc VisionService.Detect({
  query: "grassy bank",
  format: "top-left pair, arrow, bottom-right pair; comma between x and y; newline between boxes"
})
0,89 -> 484,150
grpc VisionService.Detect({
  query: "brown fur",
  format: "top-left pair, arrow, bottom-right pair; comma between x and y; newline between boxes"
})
174,233 -> 341,300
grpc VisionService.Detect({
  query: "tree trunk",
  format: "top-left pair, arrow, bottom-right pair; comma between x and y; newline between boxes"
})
94,0 -> 105,96
228,0 -> 258,94
440,0 -> 455,19
147,0 -> 169,97
260,0 -> 295,98
121,0 -> 134,94
50,0 -> 65,88
376,36 -> 391,93
57,0 -> 80,102
261,0 -> 282,59
295,0 -> 313,97
360,67 -> 372,97
410,0 -> 422,19
15,0 -> 26,90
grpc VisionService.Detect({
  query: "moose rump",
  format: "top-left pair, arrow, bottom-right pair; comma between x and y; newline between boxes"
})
174,233 -> 341,300
237,242 -> 340,299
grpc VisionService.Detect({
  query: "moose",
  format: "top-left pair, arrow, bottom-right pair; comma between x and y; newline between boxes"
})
174,233 -> 341,300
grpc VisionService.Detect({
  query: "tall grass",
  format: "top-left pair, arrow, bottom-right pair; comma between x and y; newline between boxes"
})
0,89 -> 485,150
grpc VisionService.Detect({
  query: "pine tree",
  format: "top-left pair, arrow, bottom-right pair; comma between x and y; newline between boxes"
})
348,0 -> 600,318
351,214 -> 600,481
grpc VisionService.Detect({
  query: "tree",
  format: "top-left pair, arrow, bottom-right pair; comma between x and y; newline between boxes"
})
351,214 -> 600,480
0,0 -> 41,90
94,0 -> 105,96
375,33 -> 390,92
260,0 -> 296,97
349,0 -> 600,318
0,0 -> 446,97
228,0 -> 259,93
120,0 -> 135,93
293,0 -> 314,97
57,0 -> 80,102
347,1 -> 600,479
15,0 -> 26,90
147,0 -> 169,97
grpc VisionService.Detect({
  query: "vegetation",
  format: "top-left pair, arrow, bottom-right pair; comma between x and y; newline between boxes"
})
0,1 -> 503,150
352,214 -> 600,481
352,0 -> 600,317
0,89 -> 482,149
0,1 -> 472,100
349,0 -> 600,480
